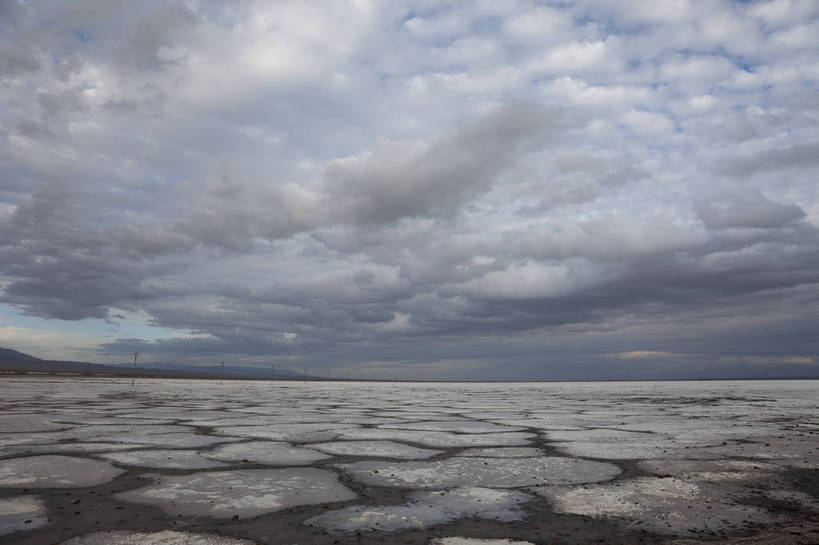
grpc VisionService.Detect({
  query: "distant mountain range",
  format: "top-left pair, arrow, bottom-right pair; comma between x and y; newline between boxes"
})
0,347 -> 306,380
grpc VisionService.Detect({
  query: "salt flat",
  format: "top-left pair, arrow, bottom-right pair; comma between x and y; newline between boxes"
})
0,376 -> 816,544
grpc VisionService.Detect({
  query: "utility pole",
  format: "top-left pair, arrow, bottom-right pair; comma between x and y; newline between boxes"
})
271,364 -> 275,384
221,361 -> 225,385
131,351 -> 139,387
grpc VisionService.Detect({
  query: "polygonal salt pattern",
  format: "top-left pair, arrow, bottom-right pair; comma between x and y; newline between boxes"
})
535,477 -> 779,536
205,441 -> 330,465
306,487 -> 531,533
0,495 -> 49,535
115,468 -> 357,518
0,455 -> 125,487
338,456 -> 621,489
310,440 -> 443,459
59,529 -> 257,544
99,449 -> 228,469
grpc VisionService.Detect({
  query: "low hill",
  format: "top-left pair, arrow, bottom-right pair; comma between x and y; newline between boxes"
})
0,347 -> 307,379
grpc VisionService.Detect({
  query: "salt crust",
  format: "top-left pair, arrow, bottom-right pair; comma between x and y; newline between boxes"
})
59,529 -> 256,544
0,455 -> 125,487
309,440 -> 442,459
377,421 -> 525,433
0,495 -> 49,535
457,447 -> 544,458
205,441 -> 330,465
431,539 -> 536,545
99,449 -> 228,469
115,468 -> 357,518
338,456 -> 620,489
536,477 -> 777,536
0,415 -> 66,433
214,423 -> 342,442
305,487 -> 530,533
335,428 -> 534,447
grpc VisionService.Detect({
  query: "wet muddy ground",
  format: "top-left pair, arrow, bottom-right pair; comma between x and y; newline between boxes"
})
0,377 -> 817,544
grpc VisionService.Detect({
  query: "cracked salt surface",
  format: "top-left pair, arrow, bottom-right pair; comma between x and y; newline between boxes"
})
0,455 -> 125,487
535,477 -> 778,536
310,440 -> 443,459
59,529 -> 256,544
99,449 -> 228,469
205,441 -> 330,465
306,487 -> 531,533
338,456 -> 620,489
0,495 -> 49,535
115,468 -> 357,518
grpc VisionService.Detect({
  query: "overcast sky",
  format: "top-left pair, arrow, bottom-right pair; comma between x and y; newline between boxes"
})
1,0 -> 818,380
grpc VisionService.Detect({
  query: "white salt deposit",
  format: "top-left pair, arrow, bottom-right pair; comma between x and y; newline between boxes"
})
310,440 -> 442,459
338,456 -> 620,489
115,468 -> 356,518
0,495 -> 49,535
59,529 -> 256,544
205,441 -> 330,465
305,487 -> 530,533
0,455 -> 125,487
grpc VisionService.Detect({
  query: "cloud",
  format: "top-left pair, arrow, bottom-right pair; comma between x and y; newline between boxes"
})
0,0 -> 818,378
695,190 -> 805,229
605,351 -> 688,360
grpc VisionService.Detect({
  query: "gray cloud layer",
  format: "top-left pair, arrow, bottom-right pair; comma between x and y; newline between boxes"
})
1,0 -> 818,378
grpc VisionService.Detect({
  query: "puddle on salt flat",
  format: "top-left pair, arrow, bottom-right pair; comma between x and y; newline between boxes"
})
205,441 -> 330,465
535,476 -> 779,537
310,440 -> 442,459
99,449 -> 228,469
338,456 -> 620,489
0,495 -> 49,535
305,487 -> 531,533
0,455 -> 125,487
58,529 -> 256,544
115,468 -> 356,518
